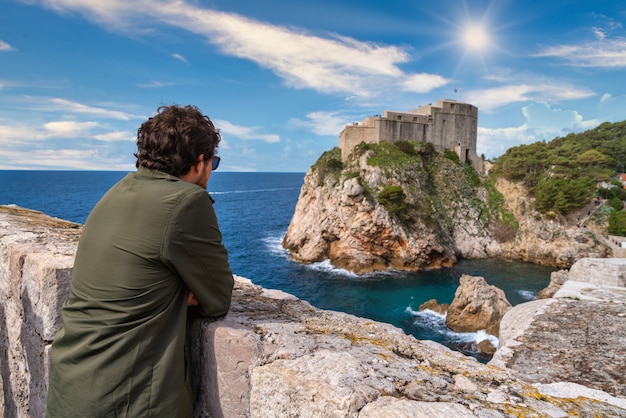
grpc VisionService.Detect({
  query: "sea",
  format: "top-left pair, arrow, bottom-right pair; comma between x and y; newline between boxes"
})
0,170 -> 554,360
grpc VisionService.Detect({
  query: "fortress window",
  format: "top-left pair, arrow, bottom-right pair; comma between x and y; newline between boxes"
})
397,115 -> 402,120
413,117 -> 417,121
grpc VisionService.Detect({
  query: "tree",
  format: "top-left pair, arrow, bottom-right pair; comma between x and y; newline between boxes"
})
609,210 -> 626,236
609,197 -> 625,212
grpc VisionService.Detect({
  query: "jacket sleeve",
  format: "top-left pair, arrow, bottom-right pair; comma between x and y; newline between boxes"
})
163,188 -> 234,318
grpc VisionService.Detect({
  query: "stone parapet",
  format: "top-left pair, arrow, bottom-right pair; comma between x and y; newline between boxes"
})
491,257 -> 626,404
2,205 -> 625,417
568,257 -> 626,287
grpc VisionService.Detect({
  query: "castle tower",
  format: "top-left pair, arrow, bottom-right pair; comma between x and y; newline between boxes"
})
339,99 -> 482,172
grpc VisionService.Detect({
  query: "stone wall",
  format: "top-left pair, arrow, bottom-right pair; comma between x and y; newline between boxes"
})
2,206 -> 626,417
338,99 -> 482,171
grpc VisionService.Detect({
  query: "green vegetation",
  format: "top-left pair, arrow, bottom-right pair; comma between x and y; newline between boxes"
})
483,176 -> 518,241
609,210 -> 626,235
377,185 -> 411,223
491,120 -> 626,216
360,141 -> 434,171
349,140 -> 509,234
311,147 -> 344,185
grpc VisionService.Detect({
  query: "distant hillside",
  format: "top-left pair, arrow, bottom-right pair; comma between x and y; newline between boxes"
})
490,120 -> 626,217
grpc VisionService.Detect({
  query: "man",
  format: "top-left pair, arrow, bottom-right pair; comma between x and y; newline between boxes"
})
46,105 -> 234,417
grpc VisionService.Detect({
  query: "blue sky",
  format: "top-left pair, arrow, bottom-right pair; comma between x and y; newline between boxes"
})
1,0 -> 625,172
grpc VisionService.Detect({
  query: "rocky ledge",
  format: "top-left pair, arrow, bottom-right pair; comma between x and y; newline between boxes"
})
491,259 -> 626,401
1,206 -> 625,417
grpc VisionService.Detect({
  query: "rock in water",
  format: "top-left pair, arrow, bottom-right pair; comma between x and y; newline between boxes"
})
445,274 -> 512,336
418,299 -> 449,315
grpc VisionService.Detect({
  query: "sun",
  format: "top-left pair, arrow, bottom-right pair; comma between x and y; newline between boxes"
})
462,23 -> 490,52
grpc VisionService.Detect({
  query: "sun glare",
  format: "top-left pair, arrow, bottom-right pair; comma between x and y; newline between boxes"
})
463,24 -> 489,51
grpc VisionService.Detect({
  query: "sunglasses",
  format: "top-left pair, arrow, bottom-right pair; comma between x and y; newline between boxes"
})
211,156 -> 221,171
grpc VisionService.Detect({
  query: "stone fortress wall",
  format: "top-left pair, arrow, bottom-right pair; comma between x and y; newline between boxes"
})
339,99 -> 484,172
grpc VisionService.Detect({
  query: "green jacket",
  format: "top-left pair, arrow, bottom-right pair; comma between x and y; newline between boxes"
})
46,167 -> 234,417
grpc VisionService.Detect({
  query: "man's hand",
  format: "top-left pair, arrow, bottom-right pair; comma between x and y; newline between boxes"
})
187,291 -> 199,306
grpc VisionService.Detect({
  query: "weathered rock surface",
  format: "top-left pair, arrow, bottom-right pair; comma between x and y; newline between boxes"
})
283,148 -> 610,274
283,151 -> 505,274
491,258 -> 626,403
3,206 -> 626,417
445,275 -> 512,337
496,178 -> 612,268
418,298 -> 448,315
536,269 -> 569,299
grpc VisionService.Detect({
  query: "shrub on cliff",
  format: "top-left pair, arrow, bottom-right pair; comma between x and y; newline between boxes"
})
312,147 -> 344,185
491,119 -> 626,216
609,210 -> 626,236
377,185 -> 412,223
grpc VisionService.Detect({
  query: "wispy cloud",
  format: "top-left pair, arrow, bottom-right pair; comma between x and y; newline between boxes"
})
93,131 -> 135,142
137,80 -> 176,88
35,97 -> 145,120
535,38 -> 626,68
171,53 -> 188,63
477,102 -> 601,159
288,111 -> 350,137
0,40 -> 15,51
465,77 -> 594,112
32,0 -> 446,98
0,148 -> 133,170
538,38 -> 626,68
215,119 -> 280,143
43,120 -> 100,137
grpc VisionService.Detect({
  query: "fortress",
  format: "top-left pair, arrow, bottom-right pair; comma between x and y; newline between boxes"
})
339,99 -> 483,172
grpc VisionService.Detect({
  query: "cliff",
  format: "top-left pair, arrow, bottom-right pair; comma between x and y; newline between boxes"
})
2,206 -> 625,417
283,144 -> 611,274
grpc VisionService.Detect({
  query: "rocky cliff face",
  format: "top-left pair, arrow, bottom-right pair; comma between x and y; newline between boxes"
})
283,145 -> 611,273
283,146 -> 501,274
3,206 -> 625,417
496,177 -> 612,268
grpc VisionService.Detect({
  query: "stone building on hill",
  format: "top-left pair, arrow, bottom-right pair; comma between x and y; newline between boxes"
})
339,99 -> 484,172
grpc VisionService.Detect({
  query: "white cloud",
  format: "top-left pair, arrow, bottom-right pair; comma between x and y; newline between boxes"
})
32,0 -> 444,98
536,38 -> 626,68
477,102 -> 602,159
0,40 -> 15,51
94,131 -> 135,141
0,148 -> 133,170
402,74 -> 448,93
31,97 -> 144,120
137,80 -> 176,88
215,119 -> 280,143
465,81 -> 594,112
288,111 -> 349,137
43,120 -> 99,137
171,53 -> 188,63
0,124 -> 42,143
477,125 -> 535,159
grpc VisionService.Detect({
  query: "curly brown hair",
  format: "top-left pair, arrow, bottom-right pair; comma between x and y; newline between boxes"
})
134,105 -> 221,177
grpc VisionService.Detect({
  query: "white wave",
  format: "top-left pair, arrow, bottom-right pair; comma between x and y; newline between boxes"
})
304,259 -> 359,278
406,308 -> 447,329
517,289 -> 537,301
457,329 -> 499,347
262,233 -> 290,258
209,186 -> 300,195
406,307 -> 446,319
406,306 -> 499,347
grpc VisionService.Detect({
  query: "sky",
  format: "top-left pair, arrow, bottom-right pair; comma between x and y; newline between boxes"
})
1,0 -> 625,172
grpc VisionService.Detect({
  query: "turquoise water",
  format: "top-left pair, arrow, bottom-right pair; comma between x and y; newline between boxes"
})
0,170 -> 553,359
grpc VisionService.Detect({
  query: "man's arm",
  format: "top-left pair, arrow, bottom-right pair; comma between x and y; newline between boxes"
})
164,189 -> 234,318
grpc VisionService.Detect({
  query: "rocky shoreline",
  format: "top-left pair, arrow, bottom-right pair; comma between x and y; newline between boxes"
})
283,149 -> 611,275
1,205 -> 625,417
